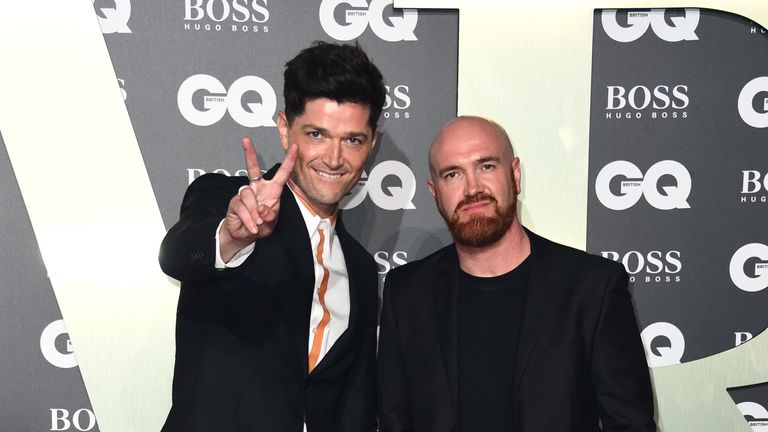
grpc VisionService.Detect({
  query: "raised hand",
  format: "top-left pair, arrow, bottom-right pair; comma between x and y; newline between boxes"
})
220,137 -> 298,259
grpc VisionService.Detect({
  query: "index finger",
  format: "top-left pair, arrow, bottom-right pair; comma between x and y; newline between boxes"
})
242,137 -> 262,181
270,144 -> 298,186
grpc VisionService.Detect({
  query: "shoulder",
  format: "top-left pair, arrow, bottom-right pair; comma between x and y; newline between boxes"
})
528,229 -> 624,277
385,244 -> 455,287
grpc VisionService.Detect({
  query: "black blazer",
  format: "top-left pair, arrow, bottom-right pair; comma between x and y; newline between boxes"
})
159,172 -> 378,432
378,230 -> 656,432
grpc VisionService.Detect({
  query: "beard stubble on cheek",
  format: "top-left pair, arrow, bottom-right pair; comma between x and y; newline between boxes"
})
445,193 -> 516,248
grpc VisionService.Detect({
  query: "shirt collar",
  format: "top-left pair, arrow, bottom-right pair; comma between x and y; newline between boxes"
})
287,183 -> 337,244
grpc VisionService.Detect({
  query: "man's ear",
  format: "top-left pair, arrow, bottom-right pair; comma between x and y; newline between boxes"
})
277,112 -> 289,151
512,157 -> 522,194
427,179 -> 436,198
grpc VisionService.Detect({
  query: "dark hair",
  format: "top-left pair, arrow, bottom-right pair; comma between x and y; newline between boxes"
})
283,41 -> 385,131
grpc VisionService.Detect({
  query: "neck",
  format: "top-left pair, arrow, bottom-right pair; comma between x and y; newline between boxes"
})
287,179 -> 337,219
455,220 -> 530,277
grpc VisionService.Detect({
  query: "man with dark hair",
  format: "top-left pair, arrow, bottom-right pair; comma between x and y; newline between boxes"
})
377,116 -> 656,431
160,41 -> 385,432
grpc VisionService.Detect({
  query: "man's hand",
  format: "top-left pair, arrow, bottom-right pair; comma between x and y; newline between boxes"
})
219,137 -> 298,261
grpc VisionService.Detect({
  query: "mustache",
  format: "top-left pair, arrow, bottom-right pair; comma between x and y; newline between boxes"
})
455,193 -> 497,212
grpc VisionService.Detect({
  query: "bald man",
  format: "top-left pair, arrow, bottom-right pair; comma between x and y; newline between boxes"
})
377,116 -> 656,432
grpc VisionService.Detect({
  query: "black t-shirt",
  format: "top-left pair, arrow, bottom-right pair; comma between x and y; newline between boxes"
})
457,257 -> 530,432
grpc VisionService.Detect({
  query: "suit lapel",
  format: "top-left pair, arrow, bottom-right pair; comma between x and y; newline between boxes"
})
434,247 -> 460,410
512,231 -> 554,393
273,185 -> 316,375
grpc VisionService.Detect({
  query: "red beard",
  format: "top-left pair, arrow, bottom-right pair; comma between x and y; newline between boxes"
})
444,192 -> 516,248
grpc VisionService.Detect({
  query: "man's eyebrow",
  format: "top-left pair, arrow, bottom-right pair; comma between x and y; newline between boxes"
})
301,124 -> 329,134
301,124 -> 370,140
438,165 -> 462,176
476,156 -> 501,165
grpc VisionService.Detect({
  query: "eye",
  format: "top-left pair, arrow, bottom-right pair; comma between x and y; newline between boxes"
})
308,131 -> 322,139
443,171 -> 459,180
346,136 -> 364,146
480,163 -> 496,171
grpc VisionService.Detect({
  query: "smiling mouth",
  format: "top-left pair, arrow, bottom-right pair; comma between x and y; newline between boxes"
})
314,168 -> 346,179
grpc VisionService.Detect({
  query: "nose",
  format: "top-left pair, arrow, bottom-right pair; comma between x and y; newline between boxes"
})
465,171 -> 483,196
322,141 -> 343,169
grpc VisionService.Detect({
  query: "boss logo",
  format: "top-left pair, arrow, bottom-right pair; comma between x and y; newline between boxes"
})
605,85 -> 688,120
641,322 -> 685,367
383,85 -> 411,120
740,170 -> 768,204
177,74 -> 277,127
319,0 -> 417,42
341,160 -> 416,211
601,8 -> 699,43
374,250 -> 408,281
40,320 -> 78,369
735,332 -> 754,347
729,243 -> 768,292
94,0 -> 132,34
50,408 -> 97,431
595,160 -> 691,210
183,0 -> 269,33
187,168 -> 247,184
738,77 -> 768,128
601,250 -> 681,283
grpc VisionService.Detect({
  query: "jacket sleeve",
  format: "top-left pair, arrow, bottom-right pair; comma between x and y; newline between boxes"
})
591,264 -> 657,431
158,173 -> 244,283
377,271 -> 413,432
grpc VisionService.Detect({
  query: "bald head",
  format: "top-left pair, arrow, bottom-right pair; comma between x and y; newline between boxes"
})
428,116 -> 515,179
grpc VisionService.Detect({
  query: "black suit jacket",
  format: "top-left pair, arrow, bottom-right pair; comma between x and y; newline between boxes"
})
378,230 -> 656,432
159,171 -> 378,432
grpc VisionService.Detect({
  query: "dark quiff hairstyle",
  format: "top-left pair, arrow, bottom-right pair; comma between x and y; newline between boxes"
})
283,41 -> 386,131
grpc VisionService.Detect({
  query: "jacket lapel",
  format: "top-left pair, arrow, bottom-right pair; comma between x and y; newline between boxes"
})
512,230 -> 553,393
434,246 -> 460,410
272,185 -> 316,375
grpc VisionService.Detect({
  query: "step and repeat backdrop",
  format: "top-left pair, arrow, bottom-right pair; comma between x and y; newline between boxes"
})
0,1 -> 766,431
587,8 -> 768,429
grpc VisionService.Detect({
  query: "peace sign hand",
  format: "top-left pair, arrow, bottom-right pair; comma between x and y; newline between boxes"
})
219,137 -> 298,261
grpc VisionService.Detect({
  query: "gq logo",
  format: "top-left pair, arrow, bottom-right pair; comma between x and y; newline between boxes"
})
729,243 -> 768,292
93,0 -> 132,34
738,77 -> 768,128
319,0 -> 417,42
595,160 -> 691,210
340,160 -> 416,210
641,322 -> 685,367
40,319 -> 78,369
601,9 -> 699,42
177,74 -> 277,127
736,402 -> 768,432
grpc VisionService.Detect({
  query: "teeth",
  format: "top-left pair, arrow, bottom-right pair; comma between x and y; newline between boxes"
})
316,170 -> 342,179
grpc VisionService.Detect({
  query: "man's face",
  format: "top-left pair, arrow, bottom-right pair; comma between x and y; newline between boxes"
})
278,98 -> 376,217
427,119 -> 520,247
